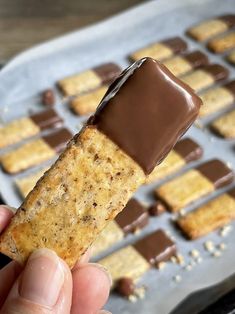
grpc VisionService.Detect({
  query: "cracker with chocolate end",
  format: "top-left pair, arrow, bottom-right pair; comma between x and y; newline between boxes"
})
227,50 -> 235,65
58,63 -> 121,97
99,229 -> 176,286
146,138 -> 203,184
0,128 -> 72,174
70,85 -> 107,115
0,58 -> 201,268
211,109 -> 235,139
92,198 -> 148,256
208,31 -> 235,53
186,15 -> 235,42
199,81 -> 235,117
163,50 -> 209,77
156,159 -> 234,212
181,64 -> 229,92
130,37 -> 187,62
177,188 -> 235,239
0,109 -> 63,149
15,167 -> 50,198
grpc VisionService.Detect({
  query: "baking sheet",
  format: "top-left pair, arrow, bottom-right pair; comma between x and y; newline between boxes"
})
0,0 -> 235,313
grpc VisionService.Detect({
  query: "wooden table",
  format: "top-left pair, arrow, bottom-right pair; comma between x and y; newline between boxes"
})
0,0 -> 143,62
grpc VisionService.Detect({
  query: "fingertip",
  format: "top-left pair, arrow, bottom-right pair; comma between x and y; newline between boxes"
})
71,263 -> 111,314
0,205 -> 15,232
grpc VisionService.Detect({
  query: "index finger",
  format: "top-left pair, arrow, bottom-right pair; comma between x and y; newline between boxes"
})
0,205 -> 14,233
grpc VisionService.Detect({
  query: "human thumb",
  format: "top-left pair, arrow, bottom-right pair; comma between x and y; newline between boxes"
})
1,249 -> 72,314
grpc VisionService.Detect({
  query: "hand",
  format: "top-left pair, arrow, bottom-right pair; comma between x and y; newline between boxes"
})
0,205 -> 111,314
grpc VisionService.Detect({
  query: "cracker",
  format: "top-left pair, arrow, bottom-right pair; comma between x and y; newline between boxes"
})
208,32 -> 235,53
0,128 -> 72,174
182,64 -> 229,92
0,127 -> 145,267
156,169 -> 214,212
156,159 -> 234,212
99,246 -> 150,285
146,137 -> 203,184
0,118 -> 39,149
15,167 -> 49,198
0,108 -> 63,149
199,86 -> 235,117
130,37 -> 187,61
92,221 -> 124,257
177,192 -> 235,239
163,51 -> 208,77
58,63 -> 121,96
70,85 -> 107,115
211,109 -> 235,138
186,15 -> 235,41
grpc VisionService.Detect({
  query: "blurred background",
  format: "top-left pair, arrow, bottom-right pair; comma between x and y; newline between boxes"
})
0,0 -> 143,62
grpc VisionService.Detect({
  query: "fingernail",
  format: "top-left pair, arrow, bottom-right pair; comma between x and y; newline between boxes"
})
99,311 -> 112,314
85,263 -> 112,286
20,249 -> 64,307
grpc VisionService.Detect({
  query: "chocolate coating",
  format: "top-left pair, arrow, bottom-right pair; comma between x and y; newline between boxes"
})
174,138 -> 203,163
42,89 -> 55,106
134,229 -> 176,266
30,108 -> 63,130
116,277 -> 135,297
224,80 -> 235,97
228,188 -> 235,200
89,58 -> 202,174
220,14 -> 235,27
203,64 -> 229,82
197,159 -> 234,189
162,37 -> 187,53
115,198 -> 149,234
93,63 -> 121,85
148,201 -> 166,216
184,50 -> 209,68
43,128 -> 72,153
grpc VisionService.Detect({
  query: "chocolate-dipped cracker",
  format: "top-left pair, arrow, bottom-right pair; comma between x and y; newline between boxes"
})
0,58 -> 201,268
70,85 -> 108,116
58,63 -> 121,97
199,80 -> 235,117
187,14 -> 235,42
211,109 -> 235,139
130,37 -> 187,62
146,138 -> 203,184
0,108 -> 63,149
156,159 -> 234,212
99,229 -> 176,286
208,31 -> 235,53
92,199 -> 148,257
0,128 -> 72,174
163,50 -> 209,77
177,188 -> 235,239
181,64 -> 229,92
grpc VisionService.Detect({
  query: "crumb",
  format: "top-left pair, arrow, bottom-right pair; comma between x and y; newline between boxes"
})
190,249 -> 200,258
171,256 -> 177,264
212,250 -> 221,258
135,286 -> 146,299
204,240 -> 215,252
158,262 -> 166,270
218,243 -> 226,250
128,295 -> 137,303
196,256 -> 203,264
179,209 -> 186,216
220,225 -> 232,237
176,254 -> 185,265
173,275 -> 182,282
185,264 -> 192,271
